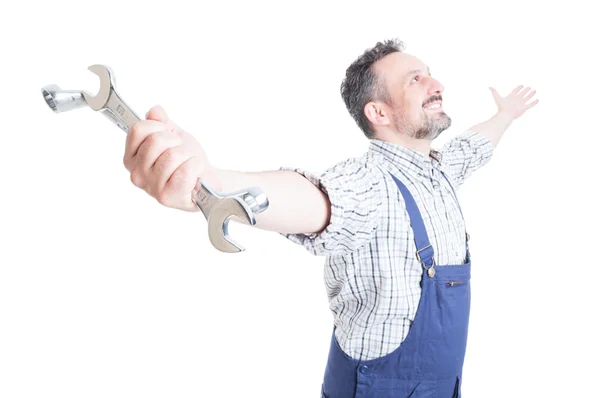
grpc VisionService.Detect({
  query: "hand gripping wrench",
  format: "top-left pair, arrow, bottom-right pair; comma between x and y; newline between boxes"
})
43,64 -> 269,253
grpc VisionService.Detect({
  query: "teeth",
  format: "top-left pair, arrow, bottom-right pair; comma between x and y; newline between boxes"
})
425,103 -> 441,110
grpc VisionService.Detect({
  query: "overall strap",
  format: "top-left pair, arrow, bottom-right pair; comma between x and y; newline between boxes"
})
389,173 -> 435,276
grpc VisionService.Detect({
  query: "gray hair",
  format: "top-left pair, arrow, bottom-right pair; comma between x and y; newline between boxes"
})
340,39 -> 406,139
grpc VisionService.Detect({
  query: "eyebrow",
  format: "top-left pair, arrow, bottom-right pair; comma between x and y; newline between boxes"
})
406,67 -> 431,79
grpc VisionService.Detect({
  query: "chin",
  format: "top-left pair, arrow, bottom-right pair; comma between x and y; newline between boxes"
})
429,113 -> 451,128
418,115 -> 451,140
433,110 -> 450,120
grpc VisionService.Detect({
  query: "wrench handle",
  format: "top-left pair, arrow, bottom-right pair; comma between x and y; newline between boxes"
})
194,181 -> 220,220
105,90 -> 141,133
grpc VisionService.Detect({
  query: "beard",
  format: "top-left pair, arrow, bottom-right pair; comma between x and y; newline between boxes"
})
392,106 -> 452,141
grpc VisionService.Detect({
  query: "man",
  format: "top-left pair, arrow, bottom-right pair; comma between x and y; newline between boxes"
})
123,39 -> 538,397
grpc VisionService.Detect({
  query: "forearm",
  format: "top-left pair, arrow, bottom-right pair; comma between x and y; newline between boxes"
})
468,110 -> 513,148
201,168 -> 331,234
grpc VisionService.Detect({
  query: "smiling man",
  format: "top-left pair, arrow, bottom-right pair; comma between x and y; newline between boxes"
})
123,38 -> 538,397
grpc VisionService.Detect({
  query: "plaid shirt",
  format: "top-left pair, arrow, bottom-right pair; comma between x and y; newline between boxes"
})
280,130 -> 494,361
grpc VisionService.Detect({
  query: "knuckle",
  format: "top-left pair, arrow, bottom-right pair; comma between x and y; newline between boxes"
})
131,121 -> 164,141
136,134 -> 160,160
153,141 -> 186,172
145,131 -> 163,147
129,121 -> 145,137
171,158 -> 193,181
156,190 -> 171,206
160,145 -> 180,165
130,168 -> 145,188
149,131 -> 177,151
123,152 -> 132,170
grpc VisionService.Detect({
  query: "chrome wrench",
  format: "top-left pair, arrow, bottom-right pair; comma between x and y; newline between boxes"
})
71,64 -> 268,253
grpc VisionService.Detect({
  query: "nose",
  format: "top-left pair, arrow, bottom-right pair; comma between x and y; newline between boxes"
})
426,77 -> 444,95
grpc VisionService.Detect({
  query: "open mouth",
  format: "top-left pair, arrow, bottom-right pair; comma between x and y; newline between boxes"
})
423,100 -> 442,111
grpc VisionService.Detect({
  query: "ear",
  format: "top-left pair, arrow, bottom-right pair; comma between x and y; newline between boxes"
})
364,101 -> 390,127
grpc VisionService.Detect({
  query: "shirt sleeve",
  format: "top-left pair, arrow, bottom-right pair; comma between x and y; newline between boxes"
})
278,158 -> 383,256
439,130 -> 494,189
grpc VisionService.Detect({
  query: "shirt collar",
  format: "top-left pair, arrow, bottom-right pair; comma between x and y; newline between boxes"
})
368,138 -> 444,177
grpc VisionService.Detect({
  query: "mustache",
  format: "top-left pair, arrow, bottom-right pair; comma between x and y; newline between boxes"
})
423,95 -> 443,106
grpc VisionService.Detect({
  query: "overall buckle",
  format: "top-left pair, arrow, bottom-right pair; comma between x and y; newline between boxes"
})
416,244 -> 436,277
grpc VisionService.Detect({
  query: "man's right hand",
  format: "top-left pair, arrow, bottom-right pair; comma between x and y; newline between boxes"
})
123,105 -> 211,212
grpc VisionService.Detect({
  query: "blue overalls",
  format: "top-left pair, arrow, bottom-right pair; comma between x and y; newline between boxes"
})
321,172 -> 472,398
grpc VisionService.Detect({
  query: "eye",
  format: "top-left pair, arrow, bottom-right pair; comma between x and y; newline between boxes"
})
411,75 -> 420,83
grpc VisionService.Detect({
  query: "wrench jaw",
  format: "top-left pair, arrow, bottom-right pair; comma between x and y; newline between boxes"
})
41,84 -> 88,113
208,198 -> 255,253
241,188 -> 269,215
195,181 -> 269,253
82,64 -> 115,111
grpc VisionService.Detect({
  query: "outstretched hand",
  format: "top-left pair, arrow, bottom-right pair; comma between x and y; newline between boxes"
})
489,85 -> 539,120
123,106 -> 211,212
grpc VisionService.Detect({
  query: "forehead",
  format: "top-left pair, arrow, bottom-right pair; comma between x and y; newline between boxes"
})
374,52 -> 428,83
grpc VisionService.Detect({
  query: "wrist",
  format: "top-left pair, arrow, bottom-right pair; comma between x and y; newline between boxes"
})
495,109 -> 515,124
199,165 -> 223,192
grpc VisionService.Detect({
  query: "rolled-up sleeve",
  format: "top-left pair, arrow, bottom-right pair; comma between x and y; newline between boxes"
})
439,130 -> 494,189
278,159 -> 383,256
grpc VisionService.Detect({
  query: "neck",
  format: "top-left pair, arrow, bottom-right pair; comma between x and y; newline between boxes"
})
376,131 -> 432,158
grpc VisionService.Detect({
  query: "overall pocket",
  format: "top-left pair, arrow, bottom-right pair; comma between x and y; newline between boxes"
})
370,379 -> 436,398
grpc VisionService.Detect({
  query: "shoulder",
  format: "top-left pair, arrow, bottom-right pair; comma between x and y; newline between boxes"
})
320,151 -> 387,191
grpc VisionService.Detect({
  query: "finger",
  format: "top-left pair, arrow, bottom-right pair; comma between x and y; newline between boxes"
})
526,99 -> 539,109
154,156 -> 201,211
124,120 -> 169,171
136,131 -> 184,175
149,144 -> 196,197
519,87 -> 531,98
164,119 -> 183,135
511,85 -> 524,96
146,105 -> 186,136
145,105 -> 169,122
168,155 -> 203,196
523,89 -> 537,102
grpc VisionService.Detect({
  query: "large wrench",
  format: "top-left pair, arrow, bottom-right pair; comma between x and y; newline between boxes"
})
80,64 -> 268,253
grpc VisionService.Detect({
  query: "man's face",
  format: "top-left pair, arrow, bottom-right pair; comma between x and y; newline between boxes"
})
374,52 -> 451,140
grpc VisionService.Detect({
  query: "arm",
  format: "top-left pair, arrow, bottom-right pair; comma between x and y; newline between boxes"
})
438,84 -> 540,188
124,106 -> 382,256
467,110 -> 514,149
468,85 -> 539,148
123,105 -> 331,236
201,168 -> 331,234
206,161 -> 383,257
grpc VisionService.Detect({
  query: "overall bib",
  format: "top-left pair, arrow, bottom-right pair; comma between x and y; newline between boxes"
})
321,172 -> 472,398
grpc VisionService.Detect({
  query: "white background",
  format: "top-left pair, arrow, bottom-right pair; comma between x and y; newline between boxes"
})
1,1 -> 598,397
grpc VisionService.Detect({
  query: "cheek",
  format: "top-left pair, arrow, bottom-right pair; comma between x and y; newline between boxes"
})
403,93 -> 425,119
411,103 -> 425,120
392,93 -> 424,122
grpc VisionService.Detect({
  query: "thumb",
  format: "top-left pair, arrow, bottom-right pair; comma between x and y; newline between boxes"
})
145,105 -> 169,122
489,87 -> 501,103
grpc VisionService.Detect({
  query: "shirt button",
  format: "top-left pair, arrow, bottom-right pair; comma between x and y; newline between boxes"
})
359,365 -> 369,374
